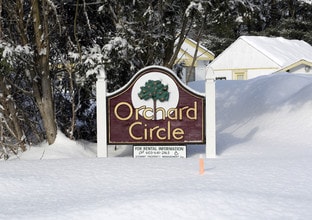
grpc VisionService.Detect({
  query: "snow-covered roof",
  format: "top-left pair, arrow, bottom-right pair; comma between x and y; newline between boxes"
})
240,36 -> 312,68
180,38 -> 214,59
176,38 -> 214,66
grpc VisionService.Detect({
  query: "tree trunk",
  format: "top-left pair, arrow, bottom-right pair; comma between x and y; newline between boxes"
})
186,13 -> 207,84
31,0 -> 57,145
68,65 -> 76,140
186,40 -> 200,85
0,0 -> 26,151
153,99 -> 157,120
0,0 -> 2,39
0,77 -> 26,151
166,15 -> 189,68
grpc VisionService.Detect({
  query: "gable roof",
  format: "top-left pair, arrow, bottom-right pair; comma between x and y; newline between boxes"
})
278,59 -> 312,72
176,38 -> 215,66
240,36 -> 312,68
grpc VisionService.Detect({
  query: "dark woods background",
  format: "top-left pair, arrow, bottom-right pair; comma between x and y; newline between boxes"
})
0,0 -> 311,158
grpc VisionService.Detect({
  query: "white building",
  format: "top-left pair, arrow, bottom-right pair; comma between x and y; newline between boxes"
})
209,36 -> 312,80
175,38 -> 215,83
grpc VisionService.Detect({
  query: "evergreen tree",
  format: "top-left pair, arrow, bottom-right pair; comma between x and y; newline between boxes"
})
138,80 -> 169,120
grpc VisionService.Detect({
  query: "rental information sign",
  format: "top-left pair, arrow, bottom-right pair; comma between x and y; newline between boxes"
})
133,145 -> 186,158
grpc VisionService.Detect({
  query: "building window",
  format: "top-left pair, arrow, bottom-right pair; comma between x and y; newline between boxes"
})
233,71 -> 247,80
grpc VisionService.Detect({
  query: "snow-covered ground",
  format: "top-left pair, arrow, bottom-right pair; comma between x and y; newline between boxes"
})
1,73 -> 312,219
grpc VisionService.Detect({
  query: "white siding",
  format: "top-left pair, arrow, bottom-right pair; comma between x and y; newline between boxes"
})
288,64 -> 312,74
214,70 -> 232,80
195,60 -> 208,81
247,69 -> 276,79
211,39 -> 279,70
214,69 -> 278,80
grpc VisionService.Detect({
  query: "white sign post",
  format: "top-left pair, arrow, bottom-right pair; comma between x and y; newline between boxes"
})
96,67 -> 108,157
205,67 -> 216,158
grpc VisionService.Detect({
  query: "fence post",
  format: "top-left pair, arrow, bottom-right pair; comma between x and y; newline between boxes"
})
205,67 -> 216,158
96,67 -> 108,157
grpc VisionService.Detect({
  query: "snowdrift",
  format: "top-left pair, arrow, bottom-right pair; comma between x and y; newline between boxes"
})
1,73 -> 312,219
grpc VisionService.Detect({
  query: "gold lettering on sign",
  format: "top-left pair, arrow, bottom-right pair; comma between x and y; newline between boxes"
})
129,122 -> 143,140
128,121 -> 185,141
113,101 -> 199,141
186,101 -> 197,120
114,102 -> 133,121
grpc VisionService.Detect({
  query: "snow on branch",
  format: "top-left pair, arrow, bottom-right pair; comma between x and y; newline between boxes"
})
46,0 -> 62,34
300,0 -> 312,4
69,36 -> 131,78
0,41 -> 33,65
185,1 -> 204,17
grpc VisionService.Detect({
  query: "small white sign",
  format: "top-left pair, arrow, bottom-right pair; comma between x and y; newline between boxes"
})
133,145 -> 186,158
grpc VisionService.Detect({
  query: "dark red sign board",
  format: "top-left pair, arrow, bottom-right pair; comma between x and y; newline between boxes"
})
107,66 -> 205,144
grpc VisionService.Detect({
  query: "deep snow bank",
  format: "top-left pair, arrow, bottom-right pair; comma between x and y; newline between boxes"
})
17,73 -> 312,159
189,73 -> 312,158
1,73 -> 312,220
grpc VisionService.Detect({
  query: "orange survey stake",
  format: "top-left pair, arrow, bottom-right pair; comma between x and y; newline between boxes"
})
199,155 -> 204,175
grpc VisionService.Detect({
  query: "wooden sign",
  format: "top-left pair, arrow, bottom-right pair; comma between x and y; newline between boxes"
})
107,66 -> 205,144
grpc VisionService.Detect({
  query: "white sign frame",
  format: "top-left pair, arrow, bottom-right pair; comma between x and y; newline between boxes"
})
96,65 -> 216,158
